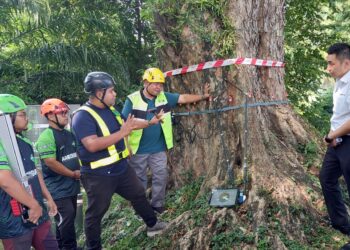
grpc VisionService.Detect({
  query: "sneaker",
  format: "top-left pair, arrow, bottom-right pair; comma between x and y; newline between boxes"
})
152,206 -> 165,214
147,221 -> 168,237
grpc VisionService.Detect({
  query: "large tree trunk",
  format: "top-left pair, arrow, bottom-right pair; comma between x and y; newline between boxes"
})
153,0 -> 328,248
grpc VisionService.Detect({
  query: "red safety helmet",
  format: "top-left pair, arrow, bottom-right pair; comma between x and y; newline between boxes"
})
40,98 -> 69,116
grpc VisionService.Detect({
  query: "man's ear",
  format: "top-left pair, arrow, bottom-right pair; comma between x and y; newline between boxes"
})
95,90 -> 102,99
345,58 -> 350,68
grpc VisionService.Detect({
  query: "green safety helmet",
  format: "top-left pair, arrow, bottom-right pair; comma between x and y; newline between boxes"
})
0,94 -> 27,114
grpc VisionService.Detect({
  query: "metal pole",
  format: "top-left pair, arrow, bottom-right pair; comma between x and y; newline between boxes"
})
243,94 -> 249,193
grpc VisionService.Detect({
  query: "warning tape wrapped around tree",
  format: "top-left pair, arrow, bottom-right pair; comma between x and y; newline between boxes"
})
164,57 -> 285,77
163,57 -> 288,115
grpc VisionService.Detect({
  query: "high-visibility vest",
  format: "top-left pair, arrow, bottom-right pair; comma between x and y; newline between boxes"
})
78,105 -> 129,169
127,91 -> 173,153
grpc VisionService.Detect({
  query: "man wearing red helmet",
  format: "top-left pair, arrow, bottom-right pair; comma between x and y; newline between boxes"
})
36,98 -> 81,250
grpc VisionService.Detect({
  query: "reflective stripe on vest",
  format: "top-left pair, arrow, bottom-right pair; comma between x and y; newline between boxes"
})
127,91 -> 173,153
78,106 -> 129,169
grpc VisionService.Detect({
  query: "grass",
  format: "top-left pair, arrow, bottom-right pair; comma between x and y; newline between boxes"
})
75,171 -> 349,249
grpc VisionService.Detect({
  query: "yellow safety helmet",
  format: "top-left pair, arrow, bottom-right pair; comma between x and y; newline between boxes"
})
142,68 -> 165,84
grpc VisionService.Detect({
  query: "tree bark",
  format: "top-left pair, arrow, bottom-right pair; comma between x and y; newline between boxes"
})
153,0 -> 326,248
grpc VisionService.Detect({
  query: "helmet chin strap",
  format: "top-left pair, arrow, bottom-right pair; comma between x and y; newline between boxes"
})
94,89 -> 109,108
48,115 -> 65,130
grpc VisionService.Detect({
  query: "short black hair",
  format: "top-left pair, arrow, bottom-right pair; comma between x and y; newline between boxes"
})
327,43 -> 350,61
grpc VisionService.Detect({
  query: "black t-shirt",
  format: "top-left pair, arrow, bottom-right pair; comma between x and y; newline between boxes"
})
72,103 -> 128,176
36,127 -> 80,200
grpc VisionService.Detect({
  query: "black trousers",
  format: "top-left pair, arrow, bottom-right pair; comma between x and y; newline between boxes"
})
320,136 -> 350,234
81,165 -> 157,250
55,195 -> 78,250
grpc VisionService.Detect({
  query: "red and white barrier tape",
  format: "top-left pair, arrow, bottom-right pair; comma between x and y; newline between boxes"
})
164,57 -> 285,77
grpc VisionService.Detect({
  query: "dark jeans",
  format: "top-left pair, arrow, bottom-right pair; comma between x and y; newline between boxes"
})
320,136 -> 350,234
80,165 -> 157,250
55,196 -> 78,250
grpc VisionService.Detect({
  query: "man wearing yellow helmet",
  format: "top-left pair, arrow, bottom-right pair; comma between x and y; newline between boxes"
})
122,67 -> 210,213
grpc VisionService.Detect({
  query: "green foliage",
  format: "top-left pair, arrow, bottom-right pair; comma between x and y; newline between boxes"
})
278,237 -> 308,250
84,171 -> 208,249
256,186 -> 273,198
256,226 -> 271,249
298,208 -> 346,248
285,0 -> 336,108
164,171 -> 208,221
75,172 -> 349,249
254,195 -> 348,249
285,0 -> 350,130
144,0 -> 235,58
297,140 -> 320,168
300,88 -> 332,136
327,1 -> 350,40
0,0 -> 155,104
303,141 -> 318,165
187,0 -> 235,57
210,228 -> 254,249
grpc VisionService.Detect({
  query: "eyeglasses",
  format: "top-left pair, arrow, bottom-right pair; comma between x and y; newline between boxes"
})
16,113 -> 27,118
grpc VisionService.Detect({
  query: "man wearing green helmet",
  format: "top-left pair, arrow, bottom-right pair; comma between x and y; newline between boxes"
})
122,67 -> 210,214
0,94 -> 58,249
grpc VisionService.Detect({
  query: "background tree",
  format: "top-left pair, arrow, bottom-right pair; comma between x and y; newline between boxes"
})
0,0 -> 155,104
1,0 -> 350,248
123,0 -> 347,248
284,0 -> 334,107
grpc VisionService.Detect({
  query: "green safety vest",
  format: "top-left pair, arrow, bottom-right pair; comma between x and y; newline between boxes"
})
127,91 -> 173,153
78,105 -> 129,169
